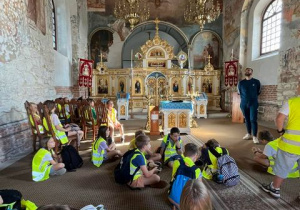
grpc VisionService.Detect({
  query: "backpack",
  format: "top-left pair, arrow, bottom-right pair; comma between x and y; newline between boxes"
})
61,145 -> 83,171
168,159 -> 198,205
114,149 -> 141,185
0,189 -> 22,210
209,147 -> 240,187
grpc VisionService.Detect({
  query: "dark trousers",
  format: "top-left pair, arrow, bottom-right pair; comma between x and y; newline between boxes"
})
240,101 -> 258,136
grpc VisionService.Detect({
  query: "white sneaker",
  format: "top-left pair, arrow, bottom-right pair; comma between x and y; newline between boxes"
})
243,133 -> 252,140
253,136 -> 259,144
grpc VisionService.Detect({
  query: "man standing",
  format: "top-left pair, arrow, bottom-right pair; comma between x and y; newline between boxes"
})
261,96 -> 300,198
238,67 -> 261,144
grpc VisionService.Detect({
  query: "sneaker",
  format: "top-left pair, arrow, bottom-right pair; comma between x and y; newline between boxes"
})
261,183 -> 280,198
253,136 -> 259,144
120,137 -> 125,143
243,133 -> 252,140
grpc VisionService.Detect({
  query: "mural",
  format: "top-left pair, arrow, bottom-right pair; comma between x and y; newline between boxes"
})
118,77 -> 126,93
87,0 -> 105,12
192,31 -> 220,69
90,30 -> 113,68
27,0 -> 46,35
132,77 -> 143,95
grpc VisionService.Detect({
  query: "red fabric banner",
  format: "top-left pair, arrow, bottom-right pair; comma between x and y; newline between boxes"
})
224,60 -> 238,87
79,59 -> 93,87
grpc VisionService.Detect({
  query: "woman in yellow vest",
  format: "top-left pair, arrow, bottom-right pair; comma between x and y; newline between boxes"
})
92,126 -> 123,167
252,130 -> 299,178
32,137 -> 66,182
29,102 -> 44,134
201,139 -> 229,180
106,100 -> 125,143
43,100 -> 84,146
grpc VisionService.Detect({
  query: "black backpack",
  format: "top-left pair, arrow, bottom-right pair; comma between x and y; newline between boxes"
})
114,149 -> 141,184
61,145 -> 83,171
0,189 -> 22,210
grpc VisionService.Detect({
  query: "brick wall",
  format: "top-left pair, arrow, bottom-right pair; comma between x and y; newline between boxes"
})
0,120 -> 32,164
259,85 -> 277,102
55,86 -> 73,97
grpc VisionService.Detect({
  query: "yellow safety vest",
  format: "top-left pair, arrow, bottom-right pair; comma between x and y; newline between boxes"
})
29,114 -> 44,134
162,135 -> 183,163
278,97 -> 300,155
108,108 -> 116,123
42,117 -> 68,144
267,139 -> 299,178
130,149 -> 147,181
32,148 -> 53,182
92,137 -> 106,167
202,147 -> 227,180
57,104 -> 70,119
172,156 -> 201,179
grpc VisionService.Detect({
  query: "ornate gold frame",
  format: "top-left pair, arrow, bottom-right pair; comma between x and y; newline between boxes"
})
132,77 -> 143,96
96,75 -> 109,96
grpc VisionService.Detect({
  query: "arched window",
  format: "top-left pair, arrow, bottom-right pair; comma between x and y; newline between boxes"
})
261,0 -> 282,54
50,0 -> 57,50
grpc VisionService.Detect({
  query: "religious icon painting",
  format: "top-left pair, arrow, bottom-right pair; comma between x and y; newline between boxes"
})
171,77 -> 180,95
118,77 -> 126,93
133,77 -> 143,96
135,52 -> 143,60
97,76 -> 109,95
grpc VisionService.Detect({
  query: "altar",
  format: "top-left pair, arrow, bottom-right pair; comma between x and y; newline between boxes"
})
90,19 -> 221,120
160,101 -> 193,135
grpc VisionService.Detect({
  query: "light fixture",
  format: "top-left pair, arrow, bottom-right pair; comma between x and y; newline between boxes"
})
114,0 -> 150,30
184,0 -> 221,31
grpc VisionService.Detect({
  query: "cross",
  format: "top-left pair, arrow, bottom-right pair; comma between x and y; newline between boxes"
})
154,18 -> 160,35
98,53 -> 103,63
206,54 -> 212,64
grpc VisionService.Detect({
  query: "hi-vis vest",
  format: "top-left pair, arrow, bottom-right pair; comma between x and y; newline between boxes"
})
29,114 -> 44,134
163,135 -> 183,163
32,148 -> 52,182
202,147 -> 227,180
108,108 -> 116,123
92,137 -> 106,167
42,116 -> 68,144
57,104 -> 70,119
130,149 -> 147,181
267,139 -> 299,178
278,97 -> 300,155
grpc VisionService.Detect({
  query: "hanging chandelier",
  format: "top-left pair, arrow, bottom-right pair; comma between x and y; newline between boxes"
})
184,0 -> 221,31
114,0 -> 150,30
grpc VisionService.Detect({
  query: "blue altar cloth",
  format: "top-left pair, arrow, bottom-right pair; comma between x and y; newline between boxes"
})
160,101 -> 193,112
117,92 -> 130,100
101,98 -> 109,104
195,93 -> 208,100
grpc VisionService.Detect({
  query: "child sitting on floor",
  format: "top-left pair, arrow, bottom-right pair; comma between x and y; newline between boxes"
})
128,135 -> 166,189
128,130 -> 161,162
169,143 -> 202,208
180,179 -> 212,210
252,130 -> 299,178
32,137 -> 66,182
200,139 -> 229,180
92,126 -> 123,167
160,127 -> 183,168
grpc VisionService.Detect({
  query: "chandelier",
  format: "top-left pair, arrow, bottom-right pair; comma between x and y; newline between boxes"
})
114,0 -> 150,30
184,0 -> 221,31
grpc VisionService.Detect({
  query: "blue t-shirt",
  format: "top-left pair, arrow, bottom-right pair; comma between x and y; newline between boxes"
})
238,78 -> 261,102
132,154 -> 146,167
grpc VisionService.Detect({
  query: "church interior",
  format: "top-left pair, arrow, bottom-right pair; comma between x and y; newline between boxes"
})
0,0 -> 300,209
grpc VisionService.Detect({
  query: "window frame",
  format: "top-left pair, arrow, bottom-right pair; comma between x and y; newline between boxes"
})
260,0 -> 282,55
51,0 -> 57,50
